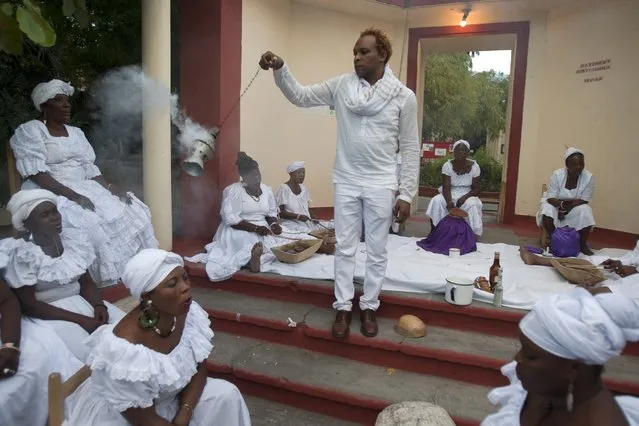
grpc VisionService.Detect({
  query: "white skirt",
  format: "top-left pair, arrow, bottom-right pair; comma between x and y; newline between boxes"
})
26,178 -> 158,284
68,377 -> 251,426
426,192 -> 483,236
188,223 -> 292,282
537,202 -> 595,231
28,295 -> 125,363
0,320 -> 83,426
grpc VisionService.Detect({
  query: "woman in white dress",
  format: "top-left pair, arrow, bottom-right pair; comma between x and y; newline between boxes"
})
276,161 -> 333,234
0,238 -> 83,426
482,287 -> 639,426
66,248 -> 251,426
10,79 -> 158,284
426,140 -> 483,236
537,147 -> 595,255
4,189 -> 125,362
191,152 -> 289,281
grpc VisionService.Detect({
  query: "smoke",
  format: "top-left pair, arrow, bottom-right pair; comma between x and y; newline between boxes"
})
88,65 -> 214,161
86,65 -> 216,234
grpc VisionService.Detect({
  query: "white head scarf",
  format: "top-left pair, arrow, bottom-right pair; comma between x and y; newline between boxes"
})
564,147 -> 584,161
287,161 -> 305,174
520,287 -> 639,365
122,249 -> 184,300
452,140 -> 470,151
31,79 -> 74,111
7,189 -> 58,232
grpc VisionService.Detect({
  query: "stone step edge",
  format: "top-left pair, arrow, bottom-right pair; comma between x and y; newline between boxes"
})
206,359 -> 480,426
205,306 -> 639,396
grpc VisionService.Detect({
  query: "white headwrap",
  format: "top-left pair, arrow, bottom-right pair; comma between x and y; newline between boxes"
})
7,189 -> 58,232
31,79 -> 74,111
452,140 -> 470,151
287,161 -> 305,174
564,147 -> 584,161
520,287 -> 639,365
122,249 -> 184,300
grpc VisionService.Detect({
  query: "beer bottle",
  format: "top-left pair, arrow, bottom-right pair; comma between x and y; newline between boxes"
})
489,252 -> 501,290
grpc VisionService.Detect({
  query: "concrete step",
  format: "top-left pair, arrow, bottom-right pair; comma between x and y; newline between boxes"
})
193,288 -> 639,396
245,395 -> 358,426
189,268 -> 525,339
209,331 -> 495,426
191,269 -> 639,358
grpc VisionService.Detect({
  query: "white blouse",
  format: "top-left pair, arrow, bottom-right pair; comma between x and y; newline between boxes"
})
221,183 -> 278,227
3,228 -> 95,303
546,168 -> 595,202
442,160 -> 481,188
10,120 -> 101,185
482,361 -> 639,425
275,183 -> 312,218
80,302 -> 213,412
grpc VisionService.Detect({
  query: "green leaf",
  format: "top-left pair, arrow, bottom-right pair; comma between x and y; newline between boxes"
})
16,5 -> 56,47
63,0 -> 75,16
0,3 -> 14,16
22,0 -> 40,14
74,0 -> 86,10
0,13 -> 23,54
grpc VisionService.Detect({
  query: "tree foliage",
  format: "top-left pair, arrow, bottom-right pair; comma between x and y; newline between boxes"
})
0,0 -> 146,203
422,52 -> 510,148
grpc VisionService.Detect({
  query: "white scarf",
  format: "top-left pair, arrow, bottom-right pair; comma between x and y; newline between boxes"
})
122,248 -> 184,300
343,65 -> 403,116
520,287 -> 639,365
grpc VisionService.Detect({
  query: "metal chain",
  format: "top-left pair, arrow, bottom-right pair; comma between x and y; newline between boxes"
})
218,66 -> 262,131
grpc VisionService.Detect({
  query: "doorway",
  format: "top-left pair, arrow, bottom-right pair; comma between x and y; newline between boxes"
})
407,22 -> 530,225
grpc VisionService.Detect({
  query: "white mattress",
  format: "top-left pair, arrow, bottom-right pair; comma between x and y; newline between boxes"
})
261,235 -> 632,311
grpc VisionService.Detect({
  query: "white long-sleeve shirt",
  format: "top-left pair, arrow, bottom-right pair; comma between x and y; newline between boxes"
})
273,64 -> 420,203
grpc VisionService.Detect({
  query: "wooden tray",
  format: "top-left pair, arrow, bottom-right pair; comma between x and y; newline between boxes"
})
272,239 -> 322,264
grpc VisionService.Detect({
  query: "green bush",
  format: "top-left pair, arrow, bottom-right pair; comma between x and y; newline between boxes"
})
419,147 -> 503,192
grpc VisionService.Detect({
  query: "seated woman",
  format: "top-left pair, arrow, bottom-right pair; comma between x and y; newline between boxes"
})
0,239 -> 83,426
482,287 -> 639,425
426,140 -> 483,236
276,161 -> 333,234
190,152 -> 289,281
537,148 -> 595,255
4,189 -> 125,362
10,79 -> 158,284
66,249 -> 251,426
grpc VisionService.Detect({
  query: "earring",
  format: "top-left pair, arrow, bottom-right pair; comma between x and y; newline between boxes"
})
566,382 -> 574,412
138,299 -> 159,329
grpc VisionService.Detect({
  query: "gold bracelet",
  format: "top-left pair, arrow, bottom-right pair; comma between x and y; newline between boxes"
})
0,343 -> 20,354
180,403 -> 193,414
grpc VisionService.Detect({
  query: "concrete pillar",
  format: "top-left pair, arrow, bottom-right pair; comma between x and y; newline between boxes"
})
179,0 -> 242,239
142,0 -> 172,249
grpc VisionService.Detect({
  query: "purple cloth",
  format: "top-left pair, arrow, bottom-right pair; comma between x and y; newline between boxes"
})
417,215 -> 477,255
551,226 -> 580,257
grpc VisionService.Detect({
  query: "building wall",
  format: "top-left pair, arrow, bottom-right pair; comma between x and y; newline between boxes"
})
241,0 -> 639,233
529,0 -> 639,233
241,0 -> 405,207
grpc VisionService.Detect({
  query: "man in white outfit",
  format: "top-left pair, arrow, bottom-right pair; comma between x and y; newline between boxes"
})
259,28 -> 419,338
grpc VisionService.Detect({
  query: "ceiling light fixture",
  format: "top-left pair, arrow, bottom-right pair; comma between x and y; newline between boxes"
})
460,8 -> 471,27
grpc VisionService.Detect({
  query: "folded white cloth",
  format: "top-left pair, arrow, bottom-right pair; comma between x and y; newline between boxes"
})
122,248 -> 184,300
520,287 -> 639,364
7,189 -> 58,231
31,79 -> 74,111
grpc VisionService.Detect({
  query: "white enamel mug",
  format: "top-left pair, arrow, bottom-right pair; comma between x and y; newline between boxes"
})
444,276 -> 475,306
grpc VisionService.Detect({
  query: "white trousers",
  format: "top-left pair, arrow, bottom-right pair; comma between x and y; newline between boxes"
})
333,184 -> 395,311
